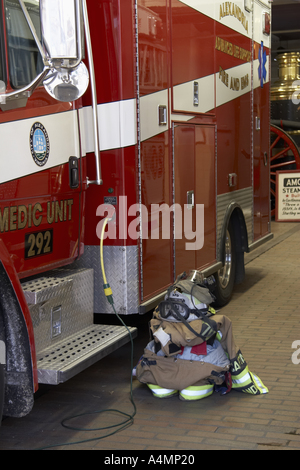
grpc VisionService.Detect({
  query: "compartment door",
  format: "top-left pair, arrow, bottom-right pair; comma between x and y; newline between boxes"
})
174,123 -> 216,277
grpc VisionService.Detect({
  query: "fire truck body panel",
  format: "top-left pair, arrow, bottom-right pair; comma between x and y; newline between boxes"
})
0,0 -> 272,418
0,109 -> 85,278
0,0 -> 86,277
253,0 -> 271,242
73,0 -> 272,316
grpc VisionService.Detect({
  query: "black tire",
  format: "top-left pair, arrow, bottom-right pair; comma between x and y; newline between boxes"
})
0,315 -> 4,425
0,363 -> 4,425
213,221 -> 236,307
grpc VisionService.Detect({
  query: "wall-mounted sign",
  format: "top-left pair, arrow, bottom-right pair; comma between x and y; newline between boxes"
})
276,170 -> 300,222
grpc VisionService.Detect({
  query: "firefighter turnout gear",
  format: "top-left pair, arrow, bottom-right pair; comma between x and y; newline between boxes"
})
230,351 -> 269,395
180,383 -> 214,401
147,384 -> 178,399
136,277 -> 268,401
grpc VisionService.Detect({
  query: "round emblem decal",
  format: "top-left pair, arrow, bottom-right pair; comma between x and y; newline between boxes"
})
30,122 -> 50,167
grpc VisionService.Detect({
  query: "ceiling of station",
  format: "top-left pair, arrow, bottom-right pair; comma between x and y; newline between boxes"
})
272,0 -> 300,4
272,0 -> 300,34
271,0 -> 300,51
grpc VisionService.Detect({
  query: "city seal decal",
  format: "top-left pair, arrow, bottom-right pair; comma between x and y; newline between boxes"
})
30,122 -> 50,167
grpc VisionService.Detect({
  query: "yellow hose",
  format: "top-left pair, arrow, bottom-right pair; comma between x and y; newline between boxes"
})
100,217 -> 114,301
100,217 -> 109,286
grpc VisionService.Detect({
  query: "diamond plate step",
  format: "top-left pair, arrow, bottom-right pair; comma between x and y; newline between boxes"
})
37,324 -> 137,385
22,275 -> 73,305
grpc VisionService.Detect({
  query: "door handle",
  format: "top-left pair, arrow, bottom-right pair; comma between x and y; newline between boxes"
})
69,156 -> 79,189
187,190 -> 194,210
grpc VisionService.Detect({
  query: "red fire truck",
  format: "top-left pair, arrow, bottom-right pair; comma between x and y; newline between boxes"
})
0,0 -> 272,420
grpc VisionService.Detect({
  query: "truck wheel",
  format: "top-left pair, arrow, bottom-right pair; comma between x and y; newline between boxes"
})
213,221 -> 236,307
0,315 -> 4,425
0,364 -> 4,425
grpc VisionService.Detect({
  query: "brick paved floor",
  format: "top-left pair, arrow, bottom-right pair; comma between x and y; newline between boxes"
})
1,222 -> 300,451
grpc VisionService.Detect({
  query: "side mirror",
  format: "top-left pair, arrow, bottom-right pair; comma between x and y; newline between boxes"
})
40,0 -> 89,102
40,0 -> 84,70
14,0 -> 89,104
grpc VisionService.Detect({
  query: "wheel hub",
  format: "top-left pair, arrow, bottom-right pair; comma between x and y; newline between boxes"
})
218,230 -> 232,289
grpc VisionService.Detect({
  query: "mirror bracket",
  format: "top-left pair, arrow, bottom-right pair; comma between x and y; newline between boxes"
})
0,68 -> 49,112
18,0 -> 50,67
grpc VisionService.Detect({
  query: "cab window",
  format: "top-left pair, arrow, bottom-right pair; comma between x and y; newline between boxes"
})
0,4 -> 5,88
5,0 -> 43,89
0,45 -> 4,87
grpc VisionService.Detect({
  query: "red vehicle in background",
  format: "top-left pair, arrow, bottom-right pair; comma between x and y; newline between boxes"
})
0,0 -> 272,420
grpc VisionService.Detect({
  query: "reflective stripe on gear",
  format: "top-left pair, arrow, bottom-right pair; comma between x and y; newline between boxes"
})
231,366 -> 268,395
147,384 -> 178,398
248,372 -> 268,394
216,331 -> 222,342
179,384 -> 214,401
232,366 -> 252,387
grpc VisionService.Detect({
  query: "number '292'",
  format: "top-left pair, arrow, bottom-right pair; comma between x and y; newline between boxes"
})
25,229 -> 53,259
